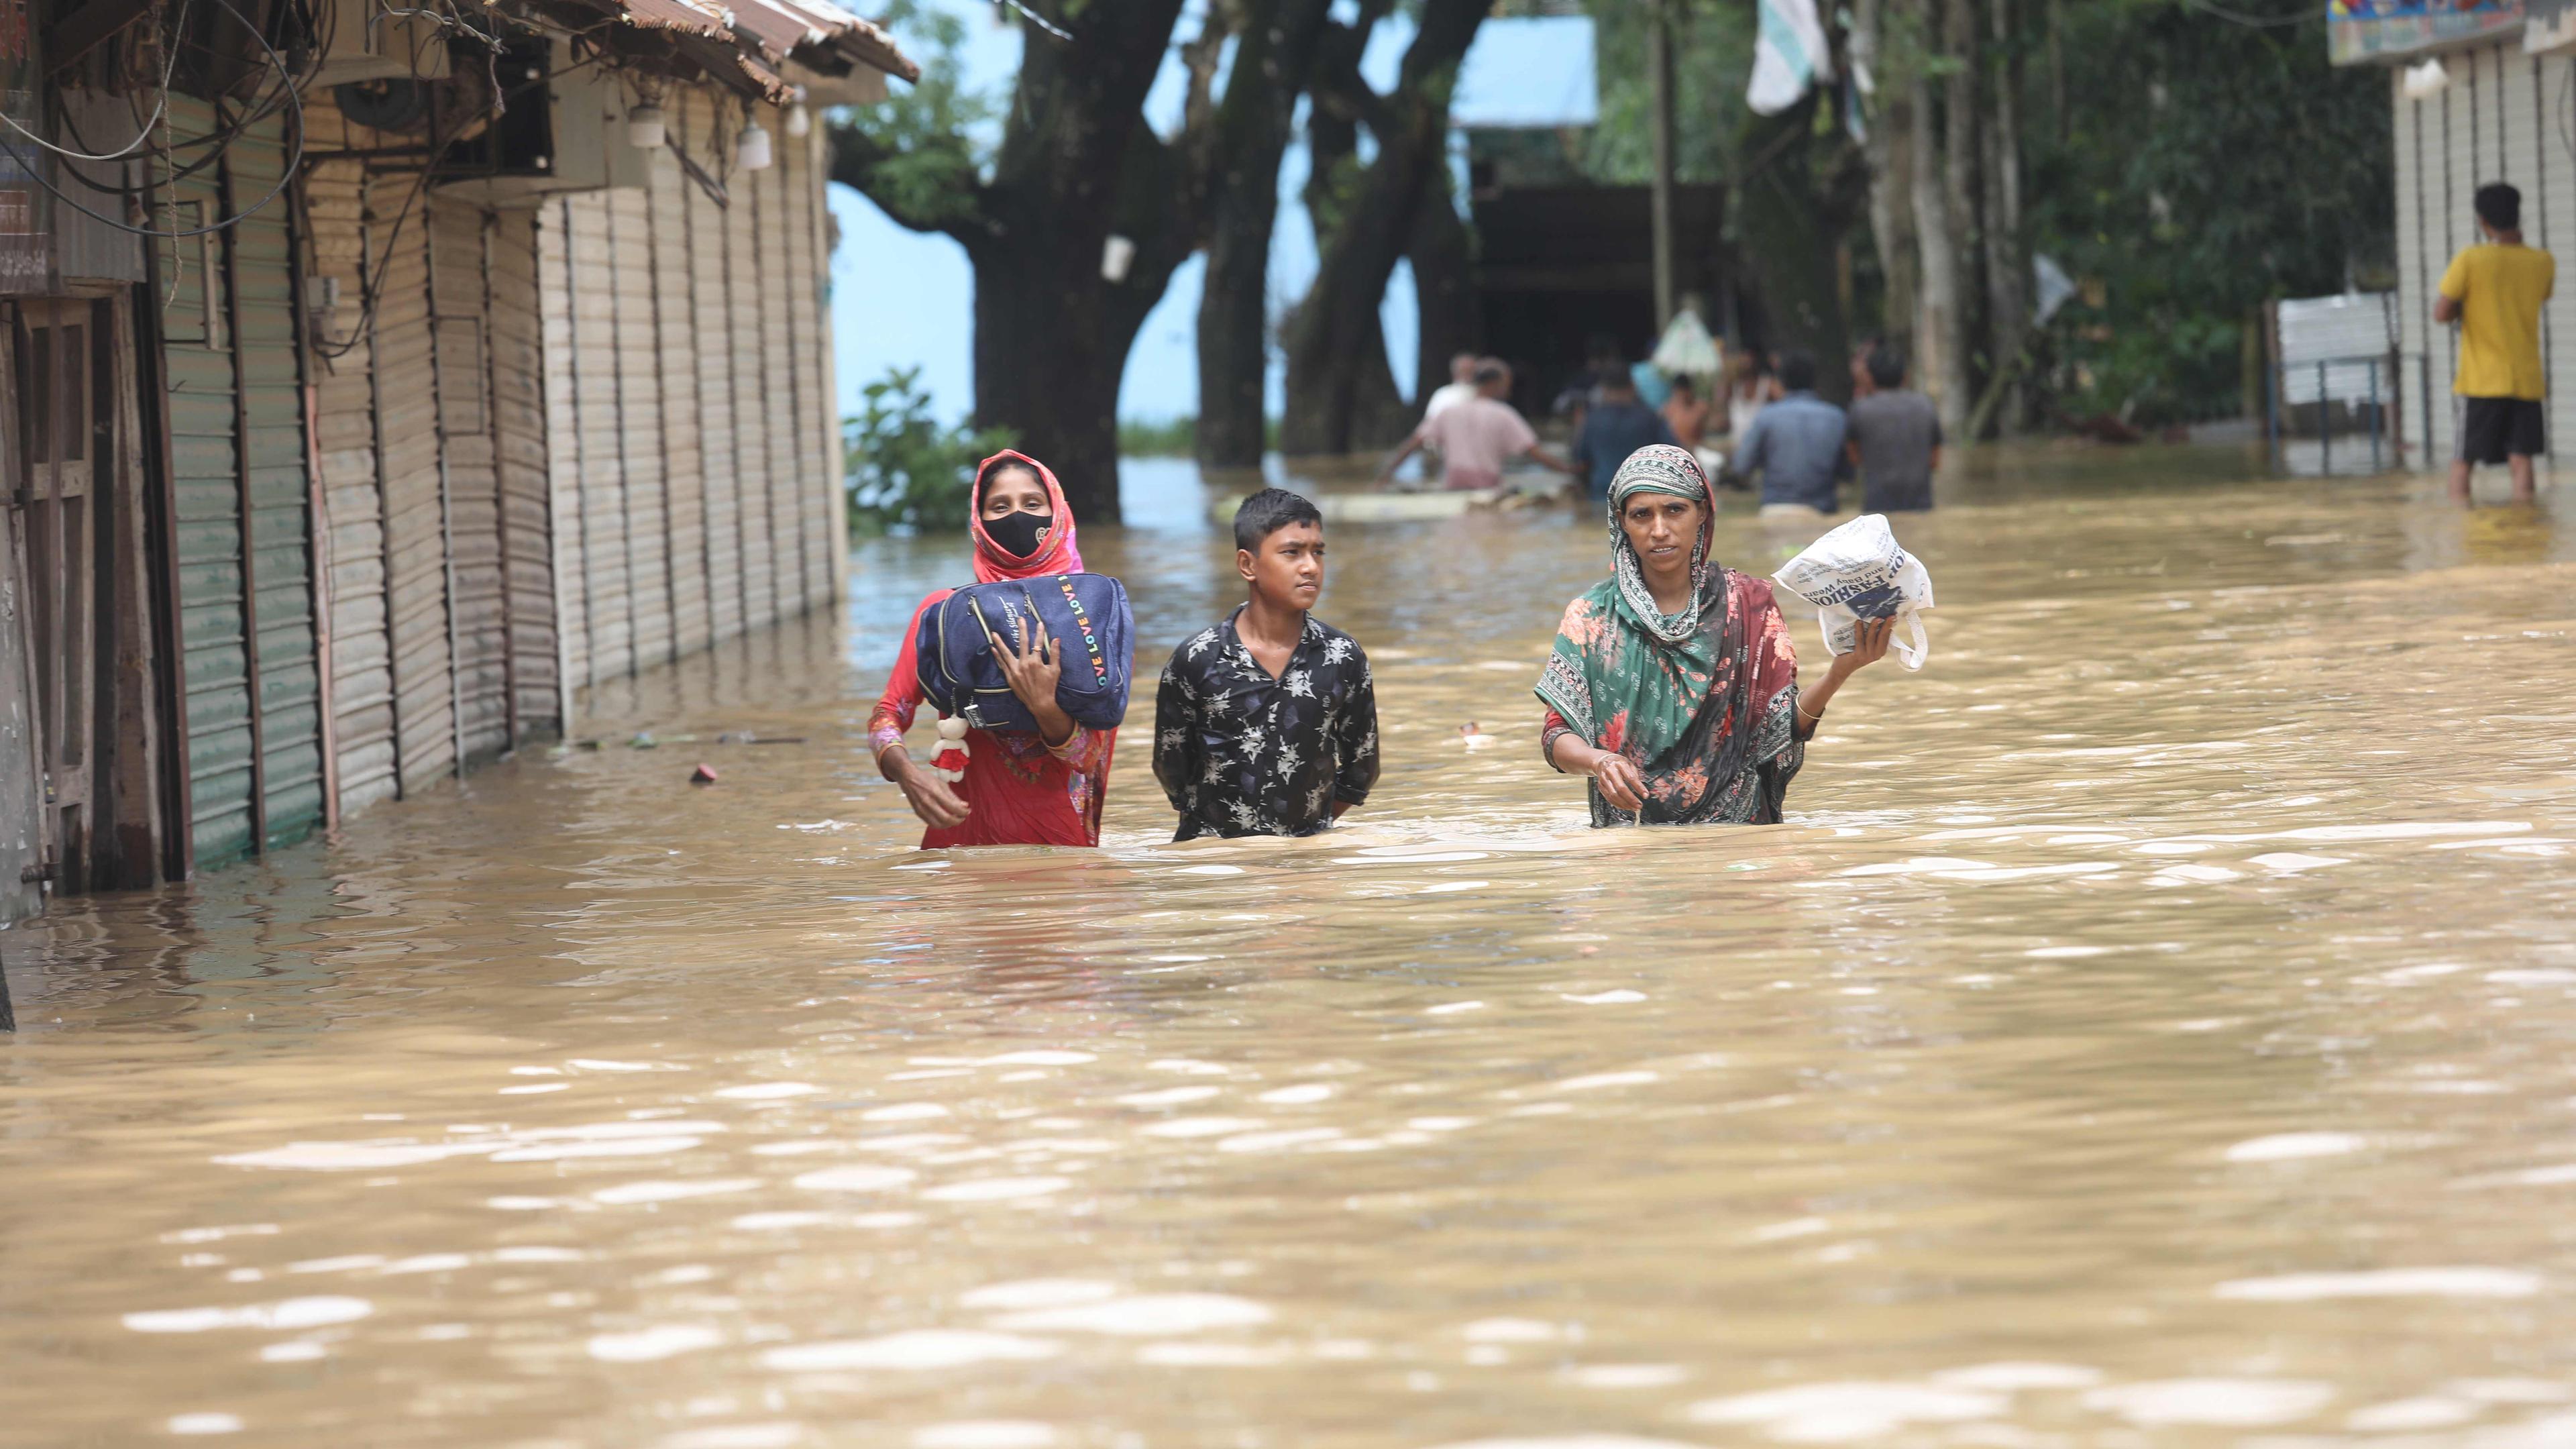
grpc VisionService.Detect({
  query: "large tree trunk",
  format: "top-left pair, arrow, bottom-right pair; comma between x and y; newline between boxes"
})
834,0 -> 1193,524
1915,0 -> 1971,435
1978,0 -> 2027,435
1854,0 -> 1919,343
1735,97 -> 1854,404
1196,0 -> 1337,470
1409,162 -> 1481,409
1279,0 -> 1491,458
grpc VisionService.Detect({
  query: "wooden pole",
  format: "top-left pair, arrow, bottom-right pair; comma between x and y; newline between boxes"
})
1649,0 -> 1677,329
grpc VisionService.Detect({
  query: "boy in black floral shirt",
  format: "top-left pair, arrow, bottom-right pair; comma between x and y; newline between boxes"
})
1152,489 -> 1381,840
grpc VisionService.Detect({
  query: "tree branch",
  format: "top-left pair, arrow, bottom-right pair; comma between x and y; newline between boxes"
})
827,123 -> 989,241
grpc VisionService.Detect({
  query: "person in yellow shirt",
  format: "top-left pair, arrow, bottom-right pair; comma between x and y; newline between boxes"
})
2436,182 -> 2555,504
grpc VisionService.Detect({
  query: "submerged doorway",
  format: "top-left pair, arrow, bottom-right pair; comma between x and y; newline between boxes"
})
2,290 -> 170,914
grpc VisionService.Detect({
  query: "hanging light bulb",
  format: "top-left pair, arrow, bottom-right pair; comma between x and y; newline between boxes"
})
737,121 -> 773,172
786,102 -> 810,138
627,105 -> 666,150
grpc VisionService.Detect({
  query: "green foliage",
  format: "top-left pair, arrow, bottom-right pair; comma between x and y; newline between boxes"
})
2031,3 -> 2390,424
845,368 -> 1017,535
1117,417 -> 1197,456
831,0 -> 994,229
1581,0 -> 1751,186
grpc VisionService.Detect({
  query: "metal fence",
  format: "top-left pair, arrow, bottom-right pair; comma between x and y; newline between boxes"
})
2265,351 -> 2408,475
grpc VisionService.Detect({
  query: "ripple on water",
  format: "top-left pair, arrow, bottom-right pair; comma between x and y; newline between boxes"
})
2082,1379 -> 2334,1426
588,1325 -> 724,1362
2224,1132 -> 2369,1162
124,1297 -> 372,1333
1687,1383 -> 2006,1441
761,1331 -> 1060,1372
993,1293 -> 1272,1336
2214,1268 -> 2542,1300
792,1166 -> 918,1193
912,1424 -> 1058,1449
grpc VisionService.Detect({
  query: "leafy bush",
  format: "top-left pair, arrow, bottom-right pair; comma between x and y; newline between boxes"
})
1117,417 -> 1196,457
844,368 -> 1015,535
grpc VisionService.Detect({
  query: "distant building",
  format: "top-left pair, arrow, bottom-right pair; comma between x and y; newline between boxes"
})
0,0 -> 914,920
1454,14 -> 1736,414
2348,0 -> 2575,463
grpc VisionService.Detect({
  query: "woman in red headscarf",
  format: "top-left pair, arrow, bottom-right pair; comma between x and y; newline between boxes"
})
867,451 -> 1117,849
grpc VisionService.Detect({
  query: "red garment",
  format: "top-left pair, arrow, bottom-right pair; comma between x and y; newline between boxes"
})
867,450 -> 1116,849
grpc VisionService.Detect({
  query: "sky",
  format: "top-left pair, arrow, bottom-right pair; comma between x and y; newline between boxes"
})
826,5 -> 1597,427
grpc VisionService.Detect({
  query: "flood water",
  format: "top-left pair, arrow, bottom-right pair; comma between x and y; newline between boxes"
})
8,448 -> 2576,1448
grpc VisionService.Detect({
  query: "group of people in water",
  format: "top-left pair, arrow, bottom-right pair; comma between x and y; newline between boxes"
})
1373,341 -> 1943,522
867,445 -> 1898,849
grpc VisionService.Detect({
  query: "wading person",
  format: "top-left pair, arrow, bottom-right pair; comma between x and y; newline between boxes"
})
1572,368 -> 1680,501
1729,349 -> 1850,519
1377,360 -> 1579,492
2436,182 -> 2555,505
1535,446 -> 1894,827
1152,488 -> 1380,840
1844,341 -> 1942,513
868,451 -> 1115,849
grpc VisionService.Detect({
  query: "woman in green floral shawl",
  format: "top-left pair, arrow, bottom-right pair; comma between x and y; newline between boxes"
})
1536,445 -> 1892,826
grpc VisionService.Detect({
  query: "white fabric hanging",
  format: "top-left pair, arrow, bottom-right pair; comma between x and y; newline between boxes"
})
1651,308 -> 1721,381
1748,0 -> 1835,117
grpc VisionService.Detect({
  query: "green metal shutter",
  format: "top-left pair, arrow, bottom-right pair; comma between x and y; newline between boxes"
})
162,95 -> 254,868
233,115 -> 323,849
160,98 -> 321,869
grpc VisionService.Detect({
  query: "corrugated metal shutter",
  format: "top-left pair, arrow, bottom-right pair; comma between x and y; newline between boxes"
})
686,95 -> 747,647
610,183 -> 674,669
792,127 -> 848,602
158,96 -> 327,869
488,207 -> 559,737
229,116 -> 325,847
538,209 -> 589,702
651,143 -> 712,659
755,154 -> 806,621
377,179 -> 457,793
724,122 -> 777,633
305,107 -> 398,815
161,95 -> 254,866
528,93 -> 843,704
430,198 -> 509,761
568,191 -> 635,679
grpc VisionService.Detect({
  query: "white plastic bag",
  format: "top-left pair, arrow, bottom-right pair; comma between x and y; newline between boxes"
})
1771,514 -> 1935,672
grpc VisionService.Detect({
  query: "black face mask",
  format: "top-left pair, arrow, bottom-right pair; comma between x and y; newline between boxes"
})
985,510 -> 1053,559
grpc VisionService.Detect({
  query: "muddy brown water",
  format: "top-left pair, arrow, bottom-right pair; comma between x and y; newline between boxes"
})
7,449 -> 2576,1448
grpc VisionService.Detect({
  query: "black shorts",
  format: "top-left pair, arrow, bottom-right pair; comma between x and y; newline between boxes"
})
2458,396 -> 2545,464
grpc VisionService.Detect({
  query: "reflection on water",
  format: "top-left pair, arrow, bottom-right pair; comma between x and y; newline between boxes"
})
6,449 -> 2576,1448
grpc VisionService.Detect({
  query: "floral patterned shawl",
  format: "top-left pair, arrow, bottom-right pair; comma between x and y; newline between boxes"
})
1535,445 -> 1805,826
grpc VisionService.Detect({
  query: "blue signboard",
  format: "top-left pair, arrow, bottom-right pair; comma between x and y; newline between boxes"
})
2329,0 -> 2524,64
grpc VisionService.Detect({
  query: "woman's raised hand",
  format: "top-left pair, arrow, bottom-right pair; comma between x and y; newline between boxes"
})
1831,616 -> 1896,676
1591,751 -> 1648,812
991,621 -> 1063,712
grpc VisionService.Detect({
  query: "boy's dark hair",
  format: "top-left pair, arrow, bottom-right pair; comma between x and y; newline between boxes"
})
1866,341 -> 1908,390
2477,182 -> 2522,231
1596,366 -> 1638,394
1234,487 -> 1324,552
1472,360 -> 1508,386
1777,348 -> 1819,392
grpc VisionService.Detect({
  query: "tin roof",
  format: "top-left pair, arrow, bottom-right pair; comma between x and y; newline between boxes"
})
565,0 -> 918,99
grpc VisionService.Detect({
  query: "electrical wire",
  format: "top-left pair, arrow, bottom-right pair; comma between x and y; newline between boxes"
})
309,42 -> 618,361
0,0 -> 192,161
2171,0 -> 2313,28
51,0 -> 326,199
996,0 -> 1074,42
0,0 -> 307,235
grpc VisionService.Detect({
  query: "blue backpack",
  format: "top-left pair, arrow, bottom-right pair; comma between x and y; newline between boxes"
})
913,573 -> 1135,733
